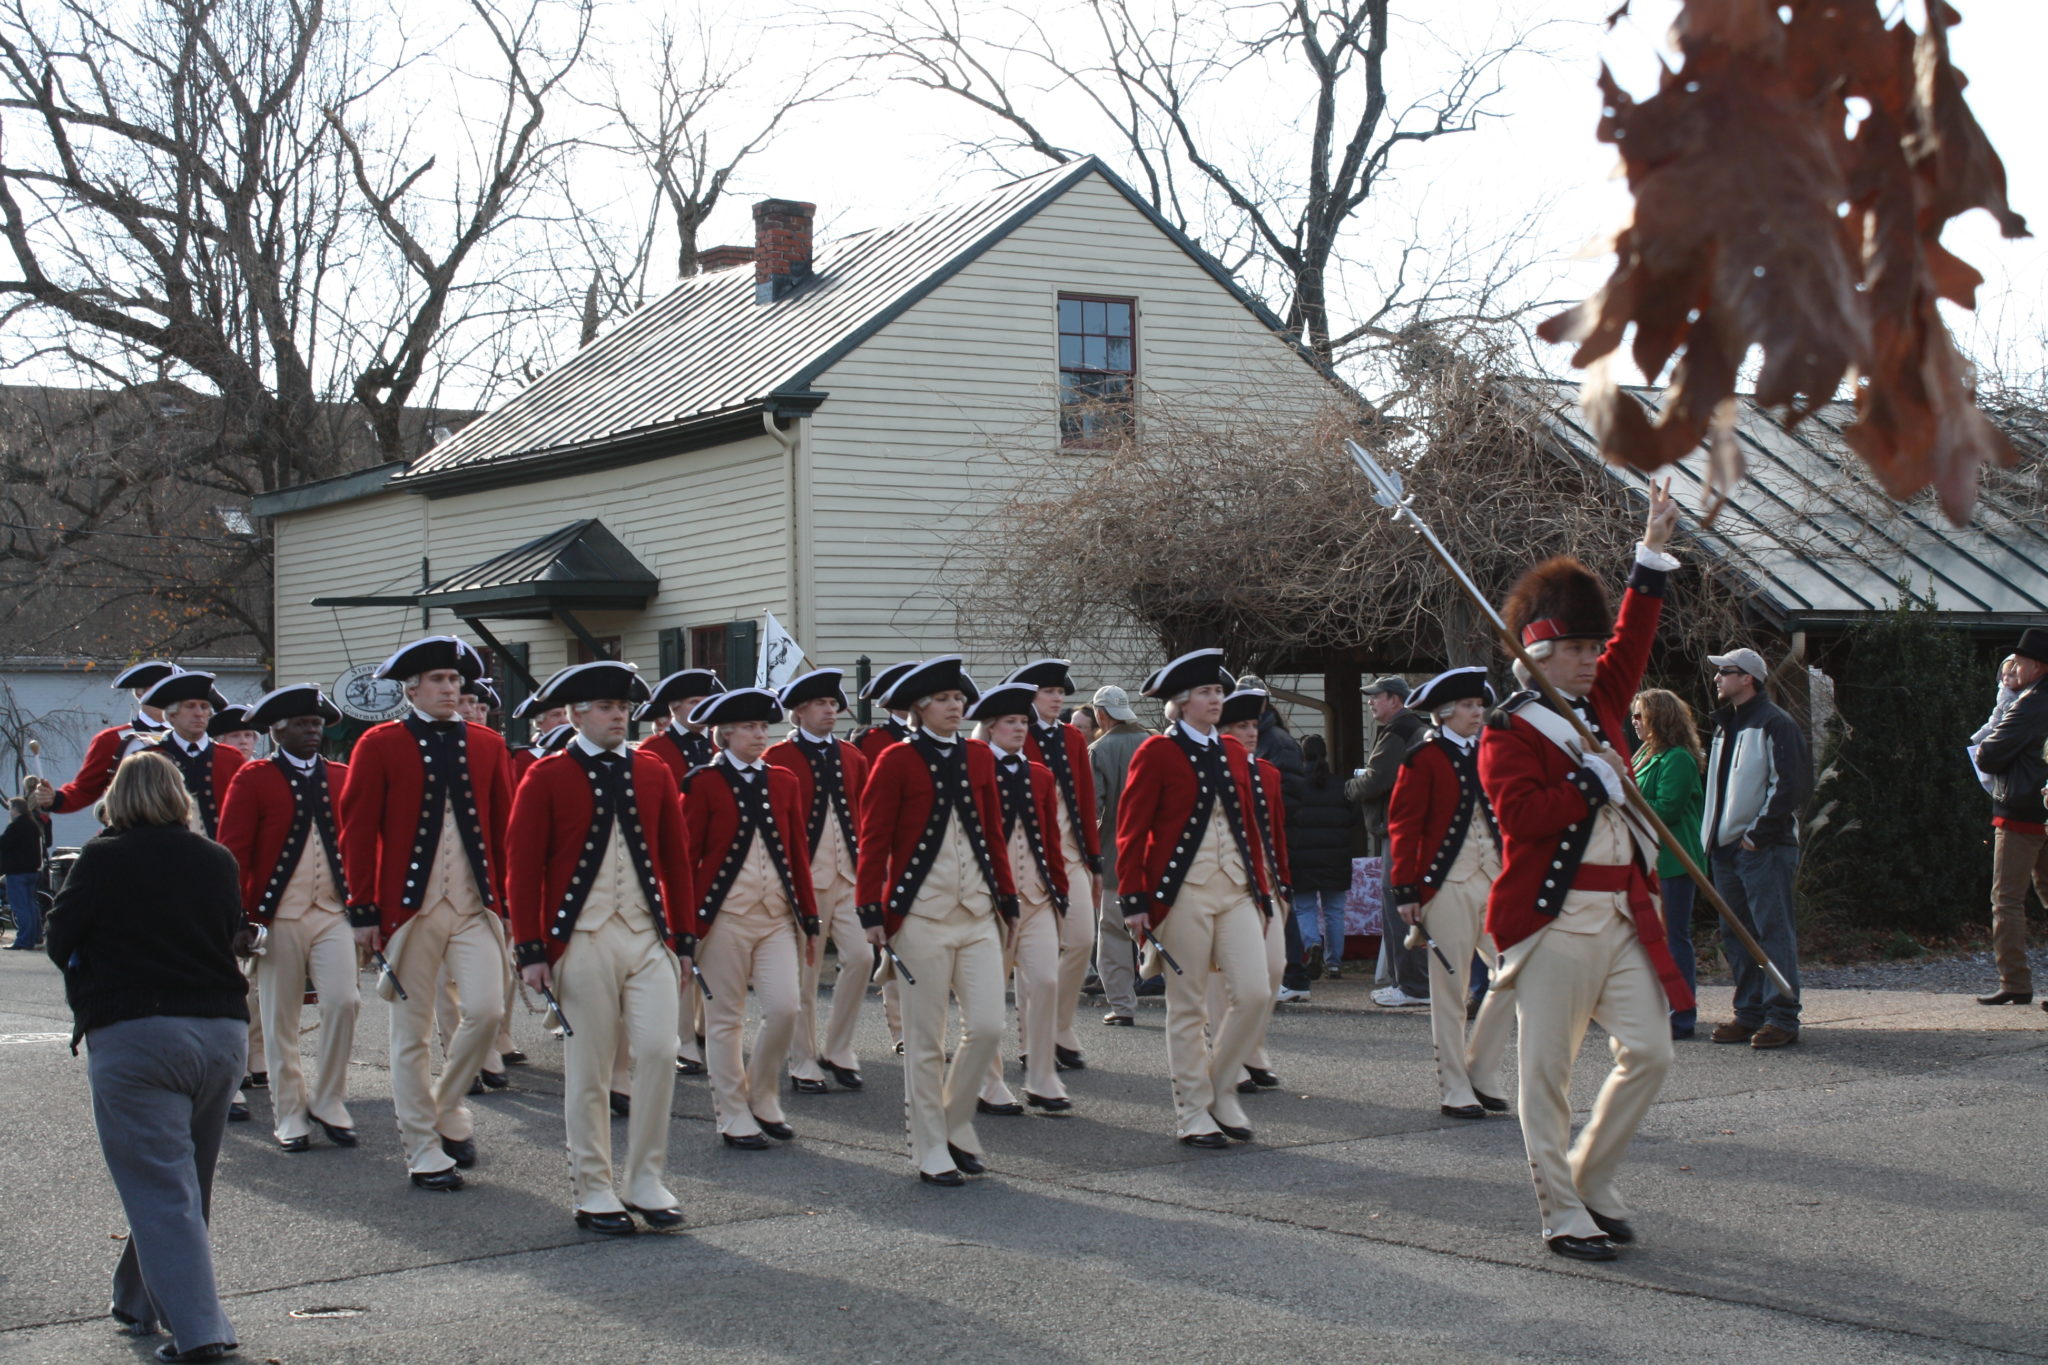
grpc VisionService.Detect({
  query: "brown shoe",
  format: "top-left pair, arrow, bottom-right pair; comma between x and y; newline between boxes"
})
1709,1021 -> 1758,1044
1749,1024 -> 1799,1049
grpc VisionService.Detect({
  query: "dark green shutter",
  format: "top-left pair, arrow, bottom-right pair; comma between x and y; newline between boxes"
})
658,627 -> 684,678
727,619 -> 759,686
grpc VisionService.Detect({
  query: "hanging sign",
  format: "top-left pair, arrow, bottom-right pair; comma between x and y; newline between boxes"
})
334,663 -> 407,723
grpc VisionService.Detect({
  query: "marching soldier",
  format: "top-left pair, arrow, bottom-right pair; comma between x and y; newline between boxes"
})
856,656 -> 1019,1185
457,676 -> 499,727
1480,487 -> 1689,1260
36,660 -> 176,817
216,685 -> 361,1153
968,682 -> 1073,1115
1217,687 -> 1288,1093
509,661 -> 695,1233
763,669 -> 872,1093
442,674 -> 523,1086
637,667 -> 725,1077
1387,668 -> 1514,1120
510,698 -> 570,783
208,704 -> 264,761
1008,660 -> 1102,1074
679,688 -> 820,1149
851,661 -> 919,763
339,635 -> 515,1192
1116,649 -> 1273,1148
139,670 -> 244,837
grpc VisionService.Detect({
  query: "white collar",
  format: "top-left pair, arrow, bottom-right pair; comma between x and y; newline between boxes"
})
1440,728 -> 1478,751
922,729 -> 960,747
280,750 -> 319,771
1177,719 -> 1216,746
411,706 -> 460,725
797,727 -> 834,745
1034,716 -> 1060,731
989,742 -> 1024,763
572,734 -> 630,758
719,752 -> 767,773
169,732 -> 213,755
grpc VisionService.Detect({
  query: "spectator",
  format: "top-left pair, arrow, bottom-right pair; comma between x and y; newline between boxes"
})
1288,736 -> 1356,988
4,792 -> 48,950
1347,676 -> 1426,1001
1968,655 -> 2022,795
1971,628 -> 2048,1006
1700,647 -> 1812,1049
1069,704 -> 1101,745
1630,689 -> 1707,1040
1089,686 -> 1154,1022
44,752 -> 248,1360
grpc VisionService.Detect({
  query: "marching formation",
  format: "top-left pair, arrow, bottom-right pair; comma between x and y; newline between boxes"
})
40,491 -> 1716,1268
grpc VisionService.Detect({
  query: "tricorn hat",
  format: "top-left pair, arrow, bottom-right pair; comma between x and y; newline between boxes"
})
113,660 -> 179,692
461,675 -> 502,710
637,668 -> 726,720
778,668 -> 850,712
530,661 -> 649,709
1219,688 -> 1269,726
860,660 -> 919,704
206,704 -> 256,738
536,722 -> 576,754
247,684 -> 343,728
374,635 -> 485,683
1140,648 -> 1231,699
1407,666 -> 1494,713
140,670 -> 219,709
689,687 -> 784,728
967,682 -> 1038,723
1003,658 -> 1076,694
1502,557 -> 1611,649
884,656 -> 981,711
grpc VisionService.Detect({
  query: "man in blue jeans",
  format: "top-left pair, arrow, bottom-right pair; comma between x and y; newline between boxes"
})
1700,648 -> 1811,1049
3,791 -> 49,950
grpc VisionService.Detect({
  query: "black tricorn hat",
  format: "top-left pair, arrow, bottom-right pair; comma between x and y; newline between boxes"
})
140,670 -> 218,708
1140,648 -> 1231,699
967,682 -> 1038,723
537,722 -> 576,754
247,684 -> 343,728
374,635 -> 485,683
884,656 -> 981,711
860,660 -> 919,704
461,675 -> 502,710
530,661 -> 650,709
1503,557 -> 1611,648
207,704 -> 256,738
2017,627 -> 2048,665
113,660 -> 179,692
1003,658 -> 1076,693
637,668 -> 727,720
778,668 -> 850,712
1407,666 -> 1494,713
689,687 -> 784,728
1219,688 -> 1269,726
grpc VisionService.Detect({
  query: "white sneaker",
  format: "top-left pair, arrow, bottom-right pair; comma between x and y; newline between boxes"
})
1275,986 -> 1310,1004
1372,986 -> 1429,1008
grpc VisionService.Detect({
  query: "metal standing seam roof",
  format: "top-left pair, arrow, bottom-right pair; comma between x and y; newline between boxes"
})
397,156 -> 1317,488
417,519 -> 658,608
1536,380 -> 2048,629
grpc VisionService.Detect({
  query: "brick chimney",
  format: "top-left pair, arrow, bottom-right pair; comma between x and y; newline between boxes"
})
753,198 -> 815,303
697,244 -> 755,272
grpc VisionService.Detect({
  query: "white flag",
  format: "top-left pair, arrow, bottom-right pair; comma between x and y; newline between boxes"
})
758,611 -> 805,690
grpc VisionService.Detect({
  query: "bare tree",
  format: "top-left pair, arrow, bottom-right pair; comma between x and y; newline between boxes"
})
829,0 -> 1542,373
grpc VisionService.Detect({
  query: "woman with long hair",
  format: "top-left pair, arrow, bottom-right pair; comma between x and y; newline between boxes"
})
1288,735 -> 1357,986
46,751 -> 247,1361
1630,688 -> 1708,1040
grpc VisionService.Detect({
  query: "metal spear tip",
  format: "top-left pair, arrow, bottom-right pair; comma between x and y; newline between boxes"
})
1343,438 -> 1406,508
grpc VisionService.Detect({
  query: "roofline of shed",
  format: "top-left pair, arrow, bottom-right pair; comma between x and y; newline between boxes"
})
251,461 -> 406,518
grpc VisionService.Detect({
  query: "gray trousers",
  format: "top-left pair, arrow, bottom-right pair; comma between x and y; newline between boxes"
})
87,1014 -> 246,1352
1095,883 -> 1139,1016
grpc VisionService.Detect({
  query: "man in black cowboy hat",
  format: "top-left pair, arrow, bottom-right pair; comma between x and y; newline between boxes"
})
1972,625 -> 2048,1009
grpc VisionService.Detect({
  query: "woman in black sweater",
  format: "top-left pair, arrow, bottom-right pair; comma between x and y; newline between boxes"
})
1288,736 -> 1359,979
46,751 -> 247,1364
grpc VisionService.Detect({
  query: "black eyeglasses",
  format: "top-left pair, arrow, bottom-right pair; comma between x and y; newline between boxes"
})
1713,667 -> 1749,677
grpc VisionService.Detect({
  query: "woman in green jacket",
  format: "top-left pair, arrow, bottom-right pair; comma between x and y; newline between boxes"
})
1631,689 -> 1707,1040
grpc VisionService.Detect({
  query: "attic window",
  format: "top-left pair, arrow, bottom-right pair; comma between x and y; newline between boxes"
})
1058,294 -> 1135,447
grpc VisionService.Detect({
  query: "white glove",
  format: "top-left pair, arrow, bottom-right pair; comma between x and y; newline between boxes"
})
1582,752 -> 1626,805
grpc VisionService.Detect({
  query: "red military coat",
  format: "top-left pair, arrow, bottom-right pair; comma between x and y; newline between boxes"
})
49,722 -> 160,814
510,747 -> 542,785
855,736 -> 1018,937
1114,729 -> 1272,928
1251,752 -> 1293,893
506,749 -> 696,965
1024,719 -> 1102,870
1387,736 -> 1493,907
678,761 -> 820,937
338,718 -> 514,936
990,746 -> 1071,911
852,718 -> 912,764
638,725 -> 713,790
763,734 -> 870,847
217,756 -> 349,921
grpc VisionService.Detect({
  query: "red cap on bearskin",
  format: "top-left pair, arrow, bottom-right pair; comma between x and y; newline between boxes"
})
1503,556 -> 1611,647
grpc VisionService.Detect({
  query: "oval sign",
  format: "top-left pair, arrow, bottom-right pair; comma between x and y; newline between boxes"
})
334,663 -> 407,723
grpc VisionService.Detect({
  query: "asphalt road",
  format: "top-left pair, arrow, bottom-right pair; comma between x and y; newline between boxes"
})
2,946 -> 2043,1364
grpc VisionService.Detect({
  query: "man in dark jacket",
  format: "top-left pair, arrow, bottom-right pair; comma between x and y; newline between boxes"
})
3,792 -> 49,950
1347,677 -> 1427,1000
1972,627 -> 2048,1006
1701,648 -> 1812,1048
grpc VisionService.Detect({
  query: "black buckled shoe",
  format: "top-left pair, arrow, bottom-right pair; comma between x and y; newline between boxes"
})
754,1117 -> 794,1140
575,1210 -> 636,1236
466,1074 -> 485,1096
1025,1092 -> 1073,1113
1213,1119 -> 1253,1142
790,1075 -> 828,1095
501,1049 -> 529,1065
1054,1045 -> 1086,1071
1588,1210 -> 1636,1244
440,1136 -> 477,1168
818,1059 -> 864,1089
1440,1104 -> 1487,1120
1546,1233 -> 1617,1261
1178,1132 -> 1229,1149
478,1069 -> 510,1091
315,1117 -> 358,1146
278,1135 -> 311,1153
609,1091 -> 632,1118
1474,1091 -> 1509,1113
1244,1067 -> 1280,1089
947,1143 -> 986,1175
242,1072 -> 268,1091
722,1132 -> 770,1151
1235,1079 -> 1259,1094
675,1057 -> 706,1076
976,1098 -> 1024,1117
920,1168 -> 966,1187
411,1169 -> 464,1192
626,1203 -> 685,1228
1102,1012 -> 1135,1026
